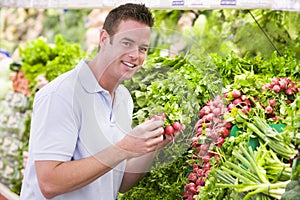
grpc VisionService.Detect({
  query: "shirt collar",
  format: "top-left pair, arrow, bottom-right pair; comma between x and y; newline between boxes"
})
78,59 -> 105,94
77,59 -> 125,105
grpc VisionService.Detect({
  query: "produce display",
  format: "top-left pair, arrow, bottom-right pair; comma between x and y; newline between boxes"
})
0,91 -> 30,194
120,51 -> 300,200
0,8 -> 300,200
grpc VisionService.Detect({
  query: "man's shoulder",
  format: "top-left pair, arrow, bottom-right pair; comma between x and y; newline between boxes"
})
36,70 -> 75,96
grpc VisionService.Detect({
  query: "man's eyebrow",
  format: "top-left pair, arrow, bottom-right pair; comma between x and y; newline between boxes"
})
122,37 -> 149,47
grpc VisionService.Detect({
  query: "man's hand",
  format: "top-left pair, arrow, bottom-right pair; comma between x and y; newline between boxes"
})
116,119 -> 165,158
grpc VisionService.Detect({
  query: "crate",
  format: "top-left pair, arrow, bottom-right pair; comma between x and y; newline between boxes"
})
230,124 -> 285,150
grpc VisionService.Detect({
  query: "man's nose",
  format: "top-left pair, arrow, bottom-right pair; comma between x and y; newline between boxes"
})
128,47 -> 139,59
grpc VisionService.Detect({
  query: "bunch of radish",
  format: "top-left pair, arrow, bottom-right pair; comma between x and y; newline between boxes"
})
182,163 -> 208,199
183,96 -> 233,199
261,77 -> 300,121
183,90 -> 260,199
263,77 -> 300,95
149,113 -> 182,137
224,89 -> 254,114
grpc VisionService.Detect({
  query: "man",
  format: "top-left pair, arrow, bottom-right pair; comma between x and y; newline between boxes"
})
20,3 -> 176,200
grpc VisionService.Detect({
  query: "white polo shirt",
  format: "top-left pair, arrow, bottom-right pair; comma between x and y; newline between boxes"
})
20,60 -> 133,200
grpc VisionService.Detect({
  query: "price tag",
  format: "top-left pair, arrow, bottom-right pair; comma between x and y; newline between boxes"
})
172,0 -> 185,6
220,0 -> 236,6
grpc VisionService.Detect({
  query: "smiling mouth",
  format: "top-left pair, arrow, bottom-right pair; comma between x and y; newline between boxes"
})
122,61 -> 137,68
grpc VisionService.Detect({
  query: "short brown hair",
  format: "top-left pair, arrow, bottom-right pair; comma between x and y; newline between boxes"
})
103,3 -> 154,36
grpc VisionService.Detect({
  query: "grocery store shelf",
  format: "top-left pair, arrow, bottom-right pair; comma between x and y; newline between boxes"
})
0,183 -> 19,200
0,0 -> 299,11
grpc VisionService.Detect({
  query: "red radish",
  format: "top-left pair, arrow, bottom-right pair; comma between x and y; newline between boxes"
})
272,77 -> 280,85
268,99 -> 276,107
182,191 -> 188,199
203,106 -> 211,115
279,79 -> 288,89
198,109 -> 205,118
195,168 -> 204,177
206,100 -> 212,106
205,127 -> 212,134
202,155 -> 211,163
241,94 -> 247,101
285,88 -> 293,95
172,121 -> 182,131
272,85 -> 281,93
232,89 -> 242,98
242,105 -> 250,113
217,137 -> 225,145
205,122 -> 212,128
262,85 -> 268,91
195,119 -> 204,128
227,103 -> 236,111
264,83 -> 271,89
243,99 -> 251,105
203,162 -> 211,171
192,163 -> 199,170
291,86 -> 298,93
187,195 -> 195,200
165,125 -> 174,136
196,178 -> 205,187
265,105 -> 273,114
195,178 -> 201,186
214,153 -> 220,160
224,121 -> 232,129
272,116 -> 279,121
200,143 -> 210,151
188,173 -> 198,183
220,127 -> 230,138
205,113 -> 214,122
186,183 -> 197,193
212,107 -> 221,116
191,137 -> 199,146
212,100 -> 220,107
224,92 -> 229,98
233,98 -> 242,105
196,128 -> 202,137
199,178 -> 205,186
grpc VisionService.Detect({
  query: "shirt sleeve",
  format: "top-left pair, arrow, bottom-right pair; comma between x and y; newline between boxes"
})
30,92 -> 78,161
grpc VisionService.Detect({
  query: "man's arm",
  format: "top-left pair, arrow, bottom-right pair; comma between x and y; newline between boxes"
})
35,119 -> 164,199
119,133 -> 177,193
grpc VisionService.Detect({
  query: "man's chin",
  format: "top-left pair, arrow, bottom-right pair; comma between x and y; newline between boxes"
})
120,74 -> 134,81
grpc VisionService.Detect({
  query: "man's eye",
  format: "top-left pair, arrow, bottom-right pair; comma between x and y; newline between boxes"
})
122,42 -> 131,47
139,47 -> 148,53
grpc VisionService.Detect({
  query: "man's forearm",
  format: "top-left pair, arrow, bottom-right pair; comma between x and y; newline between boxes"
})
35,144 -> 129,199
119,151 -> 157,193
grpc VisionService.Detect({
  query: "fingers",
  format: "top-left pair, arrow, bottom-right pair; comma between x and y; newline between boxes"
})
135,118 -> 164,138
147,134 -> 164,147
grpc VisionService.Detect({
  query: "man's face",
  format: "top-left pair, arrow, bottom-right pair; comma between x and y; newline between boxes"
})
101,20 -> 152,81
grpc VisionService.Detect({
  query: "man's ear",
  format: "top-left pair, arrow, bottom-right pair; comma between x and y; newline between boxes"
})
99,29 -> 110,45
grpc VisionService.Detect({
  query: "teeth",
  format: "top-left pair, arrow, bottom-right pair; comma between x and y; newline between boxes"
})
122,61 -> 136,68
